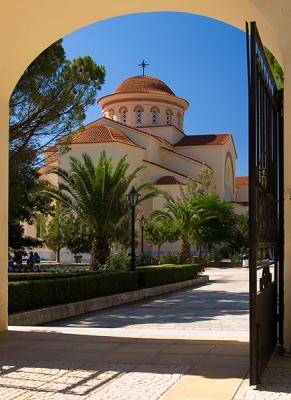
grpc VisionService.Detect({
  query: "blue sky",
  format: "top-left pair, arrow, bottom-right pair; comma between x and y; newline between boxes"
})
63,12 -> 248,175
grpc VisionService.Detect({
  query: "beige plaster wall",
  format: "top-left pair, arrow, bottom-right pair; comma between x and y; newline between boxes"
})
1,0 -> 291,350
233,203 -> 249,215
176,145 -> 225,197
160,148 -> 205,181
141,125 -> 184,144
236,184 -> 249,202
0,105 -> 8,331
59,142 -> 145,176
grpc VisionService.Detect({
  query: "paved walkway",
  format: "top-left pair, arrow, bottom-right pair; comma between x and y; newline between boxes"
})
48,266 -> 250,339
0,267 -> 253,400
2,266 -> 289,399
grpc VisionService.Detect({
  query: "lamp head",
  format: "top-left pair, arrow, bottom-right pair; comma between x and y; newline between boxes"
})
128,186 -> 140,207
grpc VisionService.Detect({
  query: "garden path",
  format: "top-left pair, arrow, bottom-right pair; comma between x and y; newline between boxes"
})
0,266 -> 253,399
3,266 -> 290,399
48,266 -> 250,338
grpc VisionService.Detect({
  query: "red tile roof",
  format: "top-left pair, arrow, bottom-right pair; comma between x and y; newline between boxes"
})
175,134 -> 232,147
45,145 -> 58,153
114,75 -> 175,96
71,124 -> 139,148
236,176 -> 249,185
156,176 -> 182,185
102,117 -> 163,144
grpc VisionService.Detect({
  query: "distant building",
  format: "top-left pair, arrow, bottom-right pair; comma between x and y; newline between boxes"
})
27,75 -> 248,260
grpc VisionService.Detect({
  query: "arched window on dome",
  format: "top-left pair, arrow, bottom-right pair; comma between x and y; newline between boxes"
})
150,107 -> 160,125
119,107 -> 128,124
134,106 -> 144,125
177,112 -> 182,129
165,109 -> 173,125
107,109 -> 114,120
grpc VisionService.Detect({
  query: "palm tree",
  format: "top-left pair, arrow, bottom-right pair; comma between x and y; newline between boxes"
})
191,194 -> 237,255
154,200 -> 195,260
45,151 -> 161,269
227,213 -> 249,253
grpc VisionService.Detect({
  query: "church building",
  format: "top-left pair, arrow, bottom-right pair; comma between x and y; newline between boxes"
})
37,74 -> 248,259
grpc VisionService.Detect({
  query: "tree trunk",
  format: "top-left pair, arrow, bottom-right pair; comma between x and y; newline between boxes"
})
56,248 -> 60,263
181,236 -> 191,261
157,244 -> 162,261
91,237 -> 110,270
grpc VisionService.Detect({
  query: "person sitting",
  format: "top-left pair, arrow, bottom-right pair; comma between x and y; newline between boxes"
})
33,252 -> 41,272
13,250 -> 23,272
26,251 -> 34,272
8,253 -> 13,272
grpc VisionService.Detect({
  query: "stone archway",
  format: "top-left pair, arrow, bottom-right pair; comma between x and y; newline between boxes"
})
1,0 -> 291,353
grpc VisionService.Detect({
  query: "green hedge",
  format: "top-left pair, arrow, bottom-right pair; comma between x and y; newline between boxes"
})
137,264 -> 203,288
9,271 -> 94,282
9,271 -> 138,313
9,264 -> 203,314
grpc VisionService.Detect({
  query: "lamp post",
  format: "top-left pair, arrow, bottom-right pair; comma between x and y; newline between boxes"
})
140,215 -> 145,256
128,187 -> 140,271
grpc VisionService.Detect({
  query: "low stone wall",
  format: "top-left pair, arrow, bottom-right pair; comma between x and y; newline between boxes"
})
9,275 -> 209,326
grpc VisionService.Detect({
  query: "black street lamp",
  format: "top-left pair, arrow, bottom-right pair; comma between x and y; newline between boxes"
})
128,187 -> 140,271
140,215 -> 146,256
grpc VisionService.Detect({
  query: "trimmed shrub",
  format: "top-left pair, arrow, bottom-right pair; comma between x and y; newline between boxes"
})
9,271 -> 138,313
137,264 -> 203,288
9,271 -> 94,282
102,252 -> 131,271
8,264 -> 203,314
136,253 -> 156,266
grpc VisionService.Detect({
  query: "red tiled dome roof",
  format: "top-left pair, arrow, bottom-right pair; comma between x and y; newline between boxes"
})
156,175 -> 181,185
72,124 -> 138,147
114,75 -> 175,96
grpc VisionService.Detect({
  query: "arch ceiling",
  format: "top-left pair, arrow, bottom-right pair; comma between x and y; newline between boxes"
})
1,0 -> 289,101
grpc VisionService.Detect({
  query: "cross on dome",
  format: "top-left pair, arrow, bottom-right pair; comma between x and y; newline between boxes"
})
138,60 -> 149,76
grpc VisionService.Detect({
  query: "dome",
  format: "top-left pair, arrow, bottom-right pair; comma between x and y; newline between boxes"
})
113,75 -> 175,96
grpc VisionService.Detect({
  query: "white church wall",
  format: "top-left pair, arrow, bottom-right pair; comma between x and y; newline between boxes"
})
233,203 -> 248,215
141,125 -> 184,144
236,184 -> 248,202
160,148 -> 205,181
58,142 -> 145,180
144,138 -> 162,164
175,145 -> 225,197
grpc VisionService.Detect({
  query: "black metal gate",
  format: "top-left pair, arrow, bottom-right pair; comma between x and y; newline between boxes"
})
246,21 -> 284,385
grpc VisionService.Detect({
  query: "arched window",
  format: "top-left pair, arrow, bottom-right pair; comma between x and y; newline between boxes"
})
177,112 -> 182,129
119,107 -> 128,124
134,106 -> 144,125
108,109 -> 114,120
224,153 -> 234,201
165,109 -> 173,125
150,107 -> 159,125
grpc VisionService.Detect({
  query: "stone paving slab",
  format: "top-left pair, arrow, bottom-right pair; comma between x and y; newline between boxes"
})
234,356 -> 291,400
1,267 -> 251,399
0,359 -> 189,400
47,268 -> 249,335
